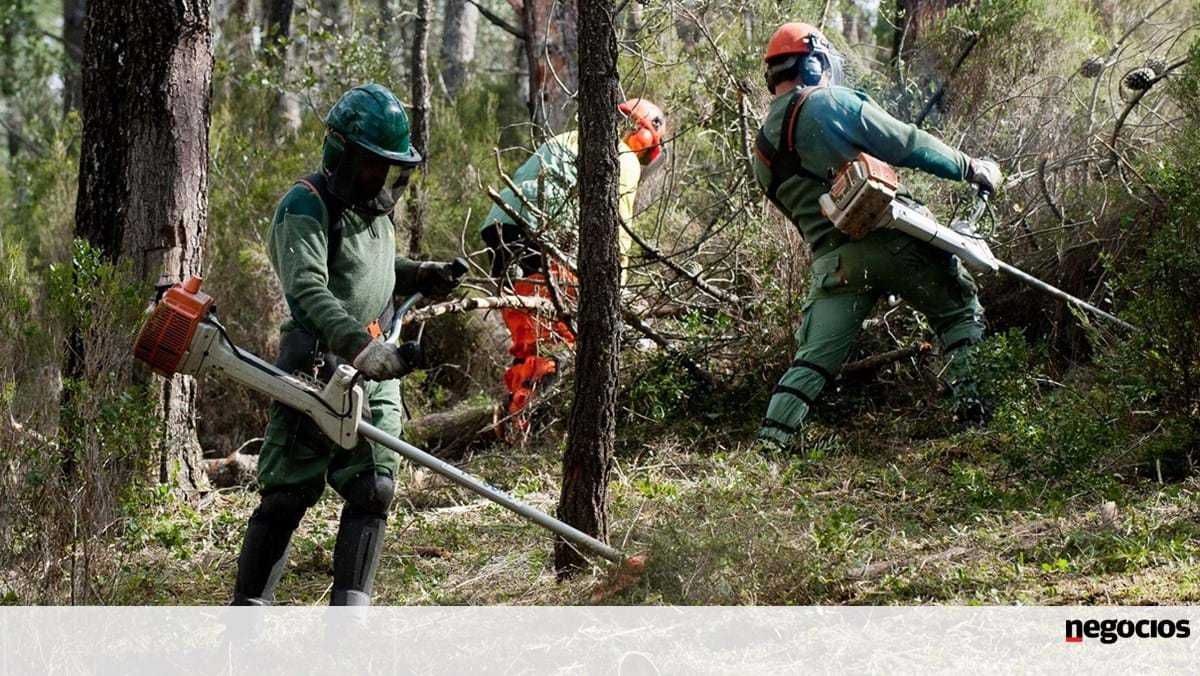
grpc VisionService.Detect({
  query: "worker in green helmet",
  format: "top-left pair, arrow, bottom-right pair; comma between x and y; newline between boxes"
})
753,23 -> 1002,451
231,83 -> 466,606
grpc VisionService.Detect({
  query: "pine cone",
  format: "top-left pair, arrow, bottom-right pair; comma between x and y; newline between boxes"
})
1080,56 -> 1104,78
1144,57 -> 1167,76
1123,67 -> 1155,91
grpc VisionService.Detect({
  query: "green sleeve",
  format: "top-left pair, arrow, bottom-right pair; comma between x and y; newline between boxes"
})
837,90 -> 970,181
394,257 -> 422,296
270,189 -> 373,359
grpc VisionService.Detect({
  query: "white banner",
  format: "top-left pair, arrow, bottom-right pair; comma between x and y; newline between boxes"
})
3,607 -> 1198,674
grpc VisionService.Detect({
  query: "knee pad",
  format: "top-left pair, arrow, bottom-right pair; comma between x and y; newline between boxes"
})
251,490 -> 310,532
342,473 -> 395,517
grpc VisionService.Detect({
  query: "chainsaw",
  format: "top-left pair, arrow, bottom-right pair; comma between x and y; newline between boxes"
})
132,265 -> 626,565
818,153 -> 1135,331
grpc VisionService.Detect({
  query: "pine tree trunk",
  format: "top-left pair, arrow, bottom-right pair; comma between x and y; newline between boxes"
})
554,0 -> 619,577
72,0 -> 213,493
439,0 -> 477,99
405,0 -> 431,256
61,0 -> 86,114
514,0 -> 577,131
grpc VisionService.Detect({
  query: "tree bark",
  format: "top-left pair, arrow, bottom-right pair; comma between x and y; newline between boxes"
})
406,0 -> 431,255
439,0 -> 478,99
554,0 -> 619,576
61,0 -> 86,114
72,0 -> 213,493
315,0 -> 350,35
512,0 -> 577,131
264,0 -> 300,134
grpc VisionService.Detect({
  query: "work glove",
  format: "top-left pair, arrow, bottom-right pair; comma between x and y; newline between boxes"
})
351,339 -> 423,381
965,158 -> 1002,194
414,259 -> 468,299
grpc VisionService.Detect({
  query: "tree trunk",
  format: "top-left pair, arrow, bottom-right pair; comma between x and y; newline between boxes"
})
72,0 -> 213,493
62,0 -> 86,114
315,0 -> 350,35
406,0 -> 431,255
554,0 -> 619,576
264,0 -> 300,134
1,1 -> 23,160
512,0 -> 577,131
439,0 -> 477,99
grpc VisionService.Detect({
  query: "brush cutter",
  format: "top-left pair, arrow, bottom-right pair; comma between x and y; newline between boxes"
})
819,153 -> 1136,331
132,269 -> 627,566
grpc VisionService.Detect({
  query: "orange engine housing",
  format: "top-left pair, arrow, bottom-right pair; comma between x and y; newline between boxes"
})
133,276 -> 213,377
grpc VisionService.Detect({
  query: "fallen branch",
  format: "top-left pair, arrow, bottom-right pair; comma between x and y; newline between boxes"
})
619,217 -> 740,305
623,312 -> 717,389
406,295 -> 557,324
840,342 -> 932,376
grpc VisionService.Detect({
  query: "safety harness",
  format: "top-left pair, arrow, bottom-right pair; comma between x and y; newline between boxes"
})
276,174 -> 394,377
754,85 -> 839,442
753,84 -> 829,215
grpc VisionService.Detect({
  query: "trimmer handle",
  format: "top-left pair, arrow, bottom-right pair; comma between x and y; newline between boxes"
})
966,187 -> 991,228
385,257 -> 470,345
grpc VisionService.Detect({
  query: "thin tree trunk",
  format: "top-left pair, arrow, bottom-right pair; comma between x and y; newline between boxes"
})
512,0 -> 577,131
406,0 -> 431,255
439,0 -> 477,99
264,0 -> 299,134
554,0 -> 619,577
62,0 -> 86,114
1,1 -> 22,160
72,0 -> 213,493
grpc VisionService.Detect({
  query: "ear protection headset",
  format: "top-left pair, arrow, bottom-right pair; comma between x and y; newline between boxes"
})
618,100 -> 665,164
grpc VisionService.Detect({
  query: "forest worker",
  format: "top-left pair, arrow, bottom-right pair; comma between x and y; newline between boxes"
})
231,84 -> 465,606
481,99 -> 667,438
752,23 -> 1002,451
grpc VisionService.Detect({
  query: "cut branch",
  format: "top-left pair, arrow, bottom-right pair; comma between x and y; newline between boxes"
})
406,294 -> 557,323
466,0 -> 526,40
618,217 -> 739,305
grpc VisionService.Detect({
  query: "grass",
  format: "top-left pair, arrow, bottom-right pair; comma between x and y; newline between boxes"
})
91,382 -> 1200,606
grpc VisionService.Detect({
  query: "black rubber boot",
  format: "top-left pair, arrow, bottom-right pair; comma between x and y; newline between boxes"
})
330,473 -> 394,606
231,491 -> 307,605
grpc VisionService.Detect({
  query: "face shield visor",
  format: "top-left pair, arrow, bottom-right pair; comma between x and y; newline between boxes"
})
764,36 -> 847,93
327,135 -> 420,218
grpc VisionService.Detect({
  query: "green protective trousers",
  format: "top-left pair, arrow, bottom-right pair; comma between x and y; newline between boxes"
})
256,378 -> 404,506
758,229 -> 985,447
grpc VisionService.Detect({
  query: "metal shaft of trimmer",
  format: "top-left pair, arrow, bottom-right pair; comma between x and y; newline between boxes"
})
375,260 -> 624,563
358,421 -> 624,563
995,260 -> 1136,332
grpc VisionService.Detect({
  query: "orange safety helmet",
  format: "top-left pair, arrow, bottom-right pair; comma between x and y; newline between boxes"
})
764,22 -> 825,62
763,22 -> 839,93
618,98 -> 666,165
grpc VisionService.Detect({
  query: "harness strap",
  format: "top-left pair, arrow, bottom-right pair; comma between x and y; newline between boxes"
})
295,172 -> 346,264
293,172 -> 394,344
755,85 -> 829,214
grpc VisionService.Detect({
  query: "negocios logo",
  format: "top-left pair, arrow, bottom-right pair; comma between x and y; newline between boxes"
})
1065,618 -> 1191,644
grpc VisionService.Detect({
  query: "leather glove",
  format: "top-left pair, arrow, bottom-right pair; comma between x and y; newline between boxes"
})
965,158 -> 1002,194
351,339 -> 422,380
415,259 -> 467,298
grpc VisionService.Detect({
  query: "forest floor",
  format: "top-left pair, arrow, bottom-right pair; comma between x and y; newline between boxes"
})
100,375 -> 1200,606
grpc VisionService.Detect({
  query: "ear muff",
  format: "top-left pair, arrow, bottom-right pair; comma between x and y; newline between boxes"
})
800,54 -> 825,86
624,126 -> 661,164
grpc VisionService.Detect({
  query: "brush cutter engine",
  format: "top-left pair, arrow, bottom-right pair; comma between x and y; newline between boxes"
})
131,275 -> 630,564
819,159 -> 1134,330
133,277 -> 363,448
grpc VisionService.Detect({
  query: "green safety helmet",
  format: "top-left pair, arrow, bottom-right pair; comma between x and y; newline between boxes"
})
322,83 -> 423,217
